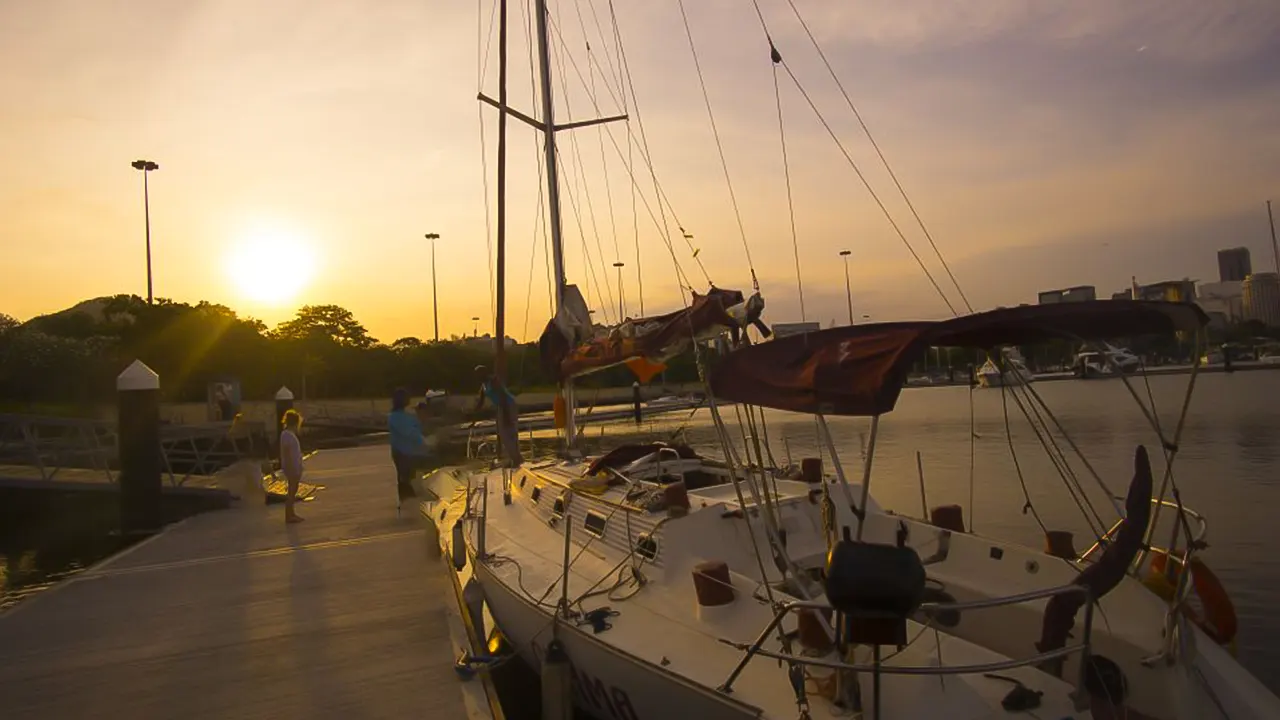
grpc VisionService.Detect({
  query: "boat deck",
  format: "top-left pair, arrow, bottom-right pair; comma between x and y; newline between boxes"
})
0,445 -> 496,719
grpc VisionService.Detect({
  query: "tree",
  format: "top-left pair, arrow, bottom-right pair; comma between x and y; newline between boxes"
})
272,305 -> 375,348
391,336 -> 423,352
0,313 -> 17,336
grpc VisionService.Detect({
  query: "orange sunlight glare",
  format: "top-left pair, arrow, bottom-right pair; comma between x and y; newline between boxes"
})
224,223 -> 317,307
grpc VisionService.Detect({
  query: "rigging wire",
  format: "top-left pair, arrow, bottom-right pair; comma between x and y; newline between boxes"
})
547,11 -> 710,289
477,0 -> 501,328
611,5 -> 640,313
676,0 -> 759,289
778,0 -> 973,314
570,0 -> 623,275
555,144 -> 614,324
549,6 -> 618,323
746,0 -> 957,316
771,55 -> 805,321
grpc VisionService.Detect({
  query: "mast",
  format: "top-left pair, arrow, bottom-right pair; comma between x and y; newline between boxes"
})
1268,200 -> 1278,276
493,0 -> 509,380
533,0 -> 577,446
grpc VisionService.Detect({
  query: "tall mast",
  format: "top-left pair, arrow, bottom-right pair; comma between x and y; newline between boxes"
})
533,0 -> 576,446
1268,200 -> 1278,276
493,0 -> 509,380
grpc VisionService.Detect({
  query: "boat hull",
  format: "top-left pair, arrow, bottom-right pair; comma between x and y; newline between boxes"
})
473,558 -> 762,720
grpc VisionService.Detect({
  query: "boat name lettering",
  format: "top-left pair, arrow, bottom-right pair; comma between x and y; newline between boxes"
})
533,640 -> 640,720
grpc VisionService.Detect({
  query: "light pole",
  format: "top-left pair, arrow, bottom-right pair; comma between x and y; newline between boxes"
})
472,316 -> 480,338
131,159 -> 159,304
613,261 -> 625,320
425,233 -> 440,342
839,249 -> 853,325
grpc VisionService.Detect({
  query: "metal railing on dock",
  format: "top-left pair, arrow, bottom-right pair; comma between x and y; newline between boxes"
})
0,412 -> 267,487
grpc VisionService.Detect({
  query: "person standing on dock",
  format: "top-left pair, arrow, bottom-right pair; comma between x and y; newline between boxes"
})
474,365 -> 522,467
388,388 -> 432,505
279,409 -> 305,524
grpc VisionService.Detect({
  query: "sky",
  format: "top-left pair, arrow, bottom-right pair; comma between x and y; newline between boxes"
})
2,0 -> 1278,343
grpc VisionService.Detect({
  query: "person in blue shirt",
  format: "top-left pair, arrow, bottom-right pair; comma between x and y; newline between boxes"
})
474,365 -> 523,466
388,387 -> 432,503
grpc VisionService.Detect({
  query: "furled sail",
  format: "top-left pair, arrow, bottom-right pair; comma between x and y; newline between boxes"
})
538,285 -> 768,382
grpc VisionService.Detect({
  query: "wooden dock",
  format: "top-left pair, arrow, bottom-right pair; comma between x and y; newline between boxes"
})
0,445 -> 500,719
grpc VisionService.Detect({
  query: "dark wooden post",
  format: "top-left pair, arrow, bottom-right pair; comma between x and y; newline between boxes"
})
118,360 -> 162,535
632,381 -> 642,425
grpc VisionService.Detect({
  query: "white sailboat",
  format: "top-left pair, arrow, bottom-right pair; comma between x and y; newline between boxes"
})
424,3 -> 1280,719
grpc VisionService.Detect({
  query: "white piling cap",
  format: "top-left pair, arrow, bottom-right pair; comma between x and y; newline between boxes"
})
275,386 -> 295,401
117,360 -> 160,391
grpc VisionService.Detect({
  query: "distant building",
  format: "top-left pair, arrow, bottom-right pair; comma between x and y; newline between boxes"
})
1111,290 -> 1133,301
1196,280 -> 1244,322
773,321 -> 821,339
1218,247 -> 1252,282
1037,285 -> 1097,305
1243,272 -> 1280,327
1133,279 -> 1197,304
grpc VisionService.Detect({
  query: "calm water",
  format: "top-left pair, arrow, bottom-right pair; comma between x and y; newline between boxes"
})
641,371 -> 1280,693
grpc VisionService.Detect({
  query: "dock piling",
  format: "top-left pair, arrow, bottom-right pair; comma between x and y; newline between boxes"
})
117,360 -> 163,536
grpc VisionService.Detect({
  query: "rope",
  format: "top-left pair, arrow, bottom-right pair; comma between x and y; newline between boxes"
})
998,376 -> 1050,536
676,0 -> 759,288
968,381 -> 976,531
778,0 -> 973,314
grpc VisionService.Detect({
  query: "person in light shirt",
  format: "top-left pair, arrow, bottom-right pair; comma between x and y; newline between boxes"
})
279,409 -> 305,524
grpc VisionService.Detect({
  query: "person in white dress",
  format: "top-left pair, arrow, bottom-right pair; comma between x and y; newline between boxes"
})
280,409 -> 305,524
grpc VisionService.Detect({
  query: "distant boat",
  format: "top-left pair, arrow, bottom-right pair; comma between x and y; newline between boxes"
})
1074,343 -> 1141,378
644,394 -> 698,408
976,347 -> 1033,387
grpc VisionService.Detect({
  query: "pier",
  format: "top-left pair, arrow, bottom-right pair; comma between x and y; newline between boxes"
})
0,444 -> 501,719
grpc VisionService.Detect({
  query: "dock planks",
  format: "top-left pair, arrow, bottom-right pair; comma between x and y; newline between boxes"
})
0,445 -> 486,719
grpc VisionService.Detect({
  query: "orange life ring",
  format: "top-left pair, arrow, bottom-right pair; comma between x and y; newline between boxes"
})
1144,552 -> 1238,648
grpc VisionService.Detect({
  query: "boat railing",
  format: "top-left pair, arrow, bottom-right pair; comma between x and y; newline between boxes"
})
718,583 -> 1096,711
1077,497 -> 1208,566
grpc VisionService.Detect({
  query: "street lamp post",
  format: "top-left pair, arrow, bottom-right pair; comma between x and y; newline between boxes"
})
472,316 -> 480,338
839,249 -> 854,325
131,160 -> 159,304
613,261 -> 625,320
425,233 -> 440,342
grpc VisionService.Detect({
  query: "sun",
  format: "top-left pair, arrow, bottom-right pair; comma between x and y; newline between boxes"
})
224,223 -> 317,306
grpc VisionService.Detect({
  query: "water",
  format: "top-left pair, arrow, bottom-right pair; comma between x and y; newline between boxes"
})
658,371 -> 1280,693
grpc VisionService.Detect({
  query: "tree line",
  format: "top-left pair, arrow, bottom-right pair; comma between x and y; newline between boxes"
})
0,295 -> 701,412
3,295 -> 1274,413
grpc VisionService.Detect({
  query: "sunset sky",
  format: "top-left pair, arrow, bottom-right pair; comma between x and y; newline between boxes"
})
2,0 -> 1278,343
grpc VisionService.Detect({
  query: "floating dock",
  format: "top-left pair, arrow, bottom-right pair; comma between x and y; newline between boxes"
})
0,445 -> 502,719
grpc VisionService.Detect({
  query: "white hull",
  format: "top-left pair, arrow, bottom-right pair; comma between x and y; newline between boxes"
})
474,559 -> 758,720
427,465 -> 1098,720
423,455 -> 1280,720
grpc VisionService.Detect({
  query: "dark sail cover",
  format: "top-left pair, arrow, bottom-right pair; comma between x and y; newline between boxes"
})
710,300 -> 1207,417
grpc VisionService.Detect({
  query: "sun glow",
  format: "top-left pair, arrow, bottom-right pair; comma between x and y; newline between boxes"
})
224,223 -> 317,306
